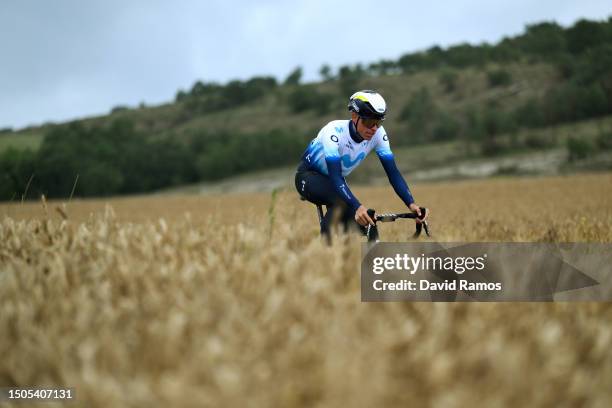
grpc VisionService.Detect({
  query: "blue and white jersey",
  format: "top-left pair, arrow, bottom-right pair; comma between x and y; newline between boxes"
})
299,119 -> 414,211
301,120 -> 392,177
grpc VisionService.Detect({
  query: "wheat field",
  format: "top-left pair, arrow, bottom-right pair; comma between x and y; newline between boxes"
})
1,173 -> 611,407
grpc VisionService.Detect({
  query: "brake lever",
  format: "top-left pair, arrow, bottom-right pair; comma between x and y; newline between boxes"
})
422,220 -> 431,237
414,207 -> 431,237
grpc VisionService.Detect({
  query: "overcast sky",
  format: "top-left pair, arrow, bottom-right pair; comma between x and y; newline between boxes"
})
1,1 -> 610,129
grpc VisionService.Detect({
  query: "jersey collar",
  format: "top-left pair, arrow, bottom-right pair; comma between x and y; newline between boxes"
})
348,119 -> 364,143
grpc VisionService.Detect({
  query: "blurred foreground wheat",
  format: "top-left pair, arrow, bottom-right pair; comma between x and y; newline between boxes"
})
1,173 -> 611,407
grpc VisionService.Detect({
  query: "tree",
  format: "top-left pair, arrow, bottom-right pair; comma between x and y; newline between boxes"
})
397,52 -> 428,74
489,37 -> 522,62
446,43 -> 487,68
79,161 -> 124,196
244,76 -> 277,101
337,65 -> 363,97
110,105 -> 129,114
319,64 -> 333,81
566,19 -> 607,54
367,59 -> 398,76
287,84 -> 331,114
284,66 -> 302,86
0,148 -> 36,201
575,44 -> 612,108
175,90 -> 187,102
521,22 -> 566,57
190,80 -> 207,97
399,88 -> 437,141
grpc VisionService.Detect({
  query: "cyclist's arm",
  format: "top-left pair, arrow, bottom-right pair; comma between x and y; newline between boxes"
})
320,129 -> 361,210
375,131 -> 415,206
325,156 -> 361,211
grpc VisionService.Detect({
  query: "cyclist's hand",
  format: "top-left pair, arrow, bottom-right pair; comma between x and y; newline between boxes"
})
355,205 -> 375,226
409,203 -> 429,223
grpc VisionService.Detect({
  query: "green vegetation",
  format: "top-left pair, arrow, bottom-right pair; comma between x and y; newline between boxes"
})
287,85 -> 332,114
438,69 -> 458,93
283,67 -> 303,86
178,76 -> 278,119
0,119 -> 309,200
598,128 -> 612,149
487,69 -> 512,87
567,137 -> 596,161
2,16 -> 612,200
0,132 -> 43,153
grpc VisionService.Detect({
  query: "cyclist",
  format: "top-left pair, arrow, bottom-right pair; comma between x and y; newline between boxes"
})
295,90 -> 428,238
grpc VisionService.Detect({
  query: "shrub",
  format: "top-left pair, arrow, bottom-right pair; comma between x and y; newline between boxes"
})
482,106 -> 517,136
288,87 -> 317,113
524,134 -> 554,149
545,83 -> 609,124
399,88 -> 437,142
566,137 -> 595,161
110,105 -> 129,114
432,111 -> 461,141
438,69 -> 458,93
513,98 -> 545,128
481,137 -> 507,156
596,129 -> 612,150
287,87 -> 331,114
487,69 -> 512,87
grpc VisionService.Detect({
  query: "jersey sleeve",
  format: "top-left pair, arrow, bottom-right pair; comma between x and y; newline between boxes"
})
320,126 -> 341,158
375,129 -> 415,206
321,126 -> 361,210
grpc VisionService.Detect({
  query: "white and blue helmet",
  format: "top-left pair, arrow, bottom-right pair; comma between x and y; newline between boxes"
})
348,90 -> 387,120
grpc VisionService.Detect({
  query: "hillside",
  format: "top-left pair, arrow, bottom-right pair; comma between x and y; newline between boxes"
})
1,17 -> 611,200
1,62 -> 558,145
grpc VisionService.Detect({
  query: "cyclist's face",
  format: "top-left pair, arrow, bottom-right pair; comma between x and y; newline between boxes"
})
361,118 -> 383,129
352,112 -> 382,140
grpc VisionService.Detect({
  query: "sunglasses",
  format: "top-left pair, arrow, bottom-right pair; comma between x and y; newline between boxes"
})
360,117 -> 384,129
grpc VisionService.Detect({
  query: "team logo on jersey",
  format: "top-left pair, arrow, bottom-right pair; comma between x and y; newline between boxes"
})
341,152 -> 365,168
335,126 -> 344,134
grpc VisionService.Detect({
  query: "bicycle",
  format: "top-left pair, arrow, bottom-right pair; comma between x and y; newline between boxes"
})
303,196 -> 430,242
364,207 -> 430,242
